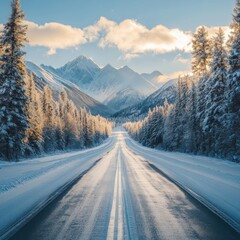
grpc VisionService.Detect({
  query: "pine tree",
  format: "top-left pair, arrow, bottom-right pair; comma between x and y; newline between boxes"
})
180,75 -> 192,151
25,72 -> 43,155
173,76 -> 183,149
0,30 -> 3,64
187,78 -> 198,153
192,26 -> 211,77
78,108 -> 85,148
84,113 -> 94,147
0,0 -> 28,160
65,100 -> 79,148
0,31 -> 4,85
226,0 -> 240,160
124,2 -> 239,161
191,27 -> 211,153
195,74 -> 209,153
58,90 -> 68,148
148,107 -> 164,147
204,28 -> 228,155
42,85 -> 56,151
54,103 -> 65,150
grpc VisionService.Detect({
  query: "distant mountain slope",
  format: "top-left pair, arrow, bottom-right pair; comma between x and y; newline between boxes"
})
141,70 -> 163,88
112,79 -> 177,121
104,88 -> 144,112
51,56 -> 158,112
57,56 -> 100,86
141,71 -> 162,81
27,61 -> 113,117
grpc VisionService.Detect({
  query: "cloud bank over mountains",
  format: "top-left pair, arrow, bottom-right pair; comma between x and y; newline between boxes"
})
1,18 -> 230,58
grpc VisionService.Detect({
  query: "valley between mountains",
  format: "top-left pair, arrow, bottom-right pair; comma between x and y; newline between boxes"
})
27,55 -> 175,116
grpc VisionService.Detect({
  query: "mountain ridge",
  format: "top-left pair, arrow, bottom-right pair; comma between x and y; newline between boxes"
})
45,55 -> 162,112
112,78 -> 177,121
27,61 -> 113,117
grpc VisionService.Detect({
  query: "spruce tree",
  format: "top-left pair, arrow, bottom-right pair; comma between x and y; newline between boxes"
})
192,26 -> 211,77
55,102 -> 65,150
0,31 -> 3,65
0,31 -> 4,85
25,72 -> 43,154
204,29 -> 228,155
173,76 -> 183,149
42,85 -> 56,151
0,0 -> 28,160
226,0 -> 240,160
192,27 -> 211,153
188,78 -> 198,153
58,90 -> 68,148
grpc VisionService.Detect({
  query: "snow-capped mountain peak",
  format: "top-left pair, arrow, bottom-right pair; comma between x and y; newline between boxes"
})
101,64 -> 117,73
42,55 -> 160,112
27,61 -> 113,116
64,55 -> 99,70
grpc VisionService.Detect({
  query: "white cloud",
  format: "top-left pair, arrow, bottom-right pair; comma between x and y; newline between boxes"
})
84,17 -> 116,42
98,19 -> 192,57
24,21 -> 86,55
123,53 -> 140,60
0,18 -> 231,57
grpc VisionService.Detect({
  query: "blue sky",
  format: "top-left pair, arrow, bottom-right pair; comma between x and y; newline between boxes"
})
0,0 -> 235,74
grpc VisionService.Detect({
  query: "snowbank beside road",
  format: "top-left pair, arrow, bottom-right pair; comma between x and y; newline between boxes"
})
0,137 -> 115,239
124,132 -> 240,232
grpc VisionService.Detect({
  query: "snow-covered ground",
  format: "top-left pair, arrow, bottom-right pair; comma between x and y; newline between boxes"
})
9,129 -> 240,239
0,137 -> 115,239
124,130 -> 240,232
0,128 -> 239,239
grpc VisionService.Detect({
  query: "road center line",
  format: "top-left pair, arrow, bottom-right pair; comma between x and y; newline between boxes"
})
107,145 -> 124,240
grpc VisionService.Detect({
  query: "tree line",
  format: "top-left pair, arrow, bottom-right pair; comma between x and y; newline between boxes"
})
124,0 -> 240,162
0,0 -> 113,160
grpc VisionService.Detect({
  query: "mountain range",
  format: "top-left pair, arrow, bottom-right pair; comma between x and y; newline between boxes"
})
27,55 -> 177,118
27,61 -> 112,116
50,56 -> 162,112
112,79 -> 177,121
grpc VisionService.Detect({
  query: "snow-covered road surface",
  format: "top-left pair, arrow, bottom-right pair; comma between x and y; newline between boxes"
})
0,138 -> 115,239
8,129 -> 240,240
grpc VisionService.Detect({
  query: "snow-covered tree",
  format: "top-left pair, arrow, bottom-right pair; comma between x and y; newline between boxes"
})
226,0 -> 240,160
0,0 -> 28,160
0,0 -> 113,158
25,72 -> 43,154
0,31 -> 4,85
0,31 -> 3,64
42,85 -> 56,151
170,75 -> 191,150
65,99 -> 79,148
187,78 -> 198,153
54,102 -> 65,150
124,2 -> 239,162
192,26 -> 211,77
124,101 -> 172,149
203,28 -> 228,155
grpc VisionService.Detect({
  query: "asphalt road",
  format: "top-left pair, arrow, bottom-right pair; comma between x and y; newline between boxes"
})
11,130 -> 240,240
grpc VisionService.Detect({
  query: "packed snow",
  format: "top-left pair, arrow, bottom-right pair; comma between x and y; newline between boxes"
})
0,137 -> 115,238
0,128 -> 239,238
6,129 -> 240,240
124,130 -> 240,232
